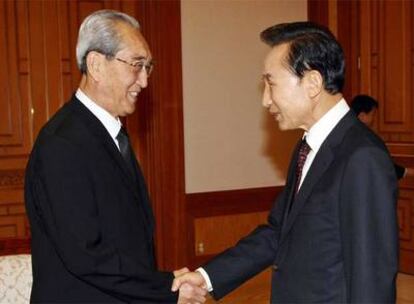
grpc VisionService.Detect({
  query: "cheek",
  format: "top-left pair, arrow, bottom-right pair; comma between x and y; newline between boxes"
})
271,90 -> 290,110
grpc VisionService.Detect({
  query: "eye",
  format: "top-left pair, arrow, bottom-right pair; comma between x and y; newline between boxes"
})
130,60 -> 154,75
131,61 -> 145,68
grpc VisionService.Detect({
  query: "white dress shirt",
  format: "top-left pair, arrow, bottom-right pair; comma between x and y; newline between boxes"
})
198,98 -> 350,292
75,89 -> 123,150
298,98 -> 350,189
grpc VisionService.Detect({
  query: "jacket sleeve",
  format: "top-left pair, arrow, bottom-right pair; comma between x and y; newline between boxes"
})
26,135 -> 178,303
339,146 -> 399,303
202,190 -> 286,300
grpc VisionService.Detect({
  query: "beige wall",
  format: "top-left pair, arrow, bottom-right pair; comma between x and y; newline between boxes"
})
181,0 -> 307,193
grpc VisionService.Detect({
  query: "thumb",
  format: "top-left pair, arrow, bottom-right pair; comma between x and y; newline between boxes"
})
171,277 -> 181,292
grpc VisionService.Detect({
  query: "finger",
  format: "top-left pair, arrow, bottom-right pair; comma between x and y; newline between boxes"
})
190,294 -> 206,303
173,267 -> 190,278
171,278 -> 181,292
192,285 -> 207,296
181,283 -> 207,303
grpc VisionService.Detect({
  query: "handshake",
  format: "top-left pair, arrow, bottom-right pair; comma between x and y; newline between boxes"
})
172,268 -> 209,304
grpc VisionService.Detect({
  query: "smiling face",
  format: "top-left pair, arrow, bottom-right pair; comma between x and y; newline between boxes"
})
97,23 -> 152,118
262,43 -> 314,131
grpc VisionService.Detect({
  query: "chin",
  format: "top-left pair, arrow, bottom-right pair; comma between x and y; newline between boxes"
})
277,122 -> 288,130
124,105 -> 136,116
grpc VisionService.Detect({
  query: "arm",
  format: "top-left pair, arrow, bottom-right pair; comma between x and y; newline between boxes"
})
27,135 -> 177,303
172,224 -> 278,301
340,146 -> 399,303
200,194 -> 285,300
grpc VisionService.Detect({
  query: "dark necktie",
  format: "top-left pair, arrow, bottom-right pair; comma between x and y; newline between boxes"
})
116,127 -> 135,177
295,137 -> 311,194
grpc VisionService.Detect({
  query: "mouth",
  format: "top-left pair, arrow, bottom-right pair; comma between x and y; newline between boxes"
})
128,91 -> 140,102
270,111 -> 280,120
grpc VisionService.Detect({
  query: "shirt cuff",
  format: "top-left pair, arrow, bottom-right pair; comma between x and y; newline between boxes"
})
196,267 -> 213,292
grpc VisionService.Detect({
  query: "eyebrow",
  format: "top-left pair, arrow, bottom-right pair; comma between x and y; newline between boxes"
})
131,55 -> 152,62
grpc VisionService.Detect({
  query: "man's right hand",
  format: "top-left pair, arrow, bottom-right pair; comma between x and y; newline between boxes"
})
177,282 -> 207,304
173,271 -> 208,303
172,271 -> 207,292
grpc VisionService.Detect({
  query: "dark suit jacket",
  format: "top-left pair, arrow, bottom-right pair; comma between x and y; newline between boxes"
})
25,96 -> 178,303
203,111 -> 399,303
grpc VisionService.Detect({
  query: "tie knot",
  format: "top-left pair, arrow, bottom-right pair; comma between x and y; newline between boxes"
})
299,137 -> 311,156
116,127 -> 130,158
116,127 -> 128,141
295,137 -> 311,194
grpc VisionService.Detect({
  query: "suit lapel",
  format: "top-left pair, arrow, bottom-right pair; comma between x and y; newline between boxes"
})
131,156 -> 155,232
70,97 -> 155,233
280,111 -> 357,240
282,145 -> 335,236
72,98 -> 138,192
280,139 -> 302,236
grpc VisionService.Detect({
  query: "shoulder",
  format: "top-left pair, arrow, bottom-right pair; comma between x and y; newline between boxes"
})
30,100 -> 92,164
336,122 -> 397,188
339,120 -> 390,161
35,100 -> 90,150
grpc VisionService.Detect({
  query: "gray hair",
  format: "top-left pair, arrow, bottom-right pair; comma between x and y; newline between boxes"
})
76,9 -> 140,74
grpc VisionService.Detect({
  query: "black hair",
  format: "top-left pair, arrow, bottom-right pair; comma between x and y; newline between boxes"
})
260,21 -> 345,94
350,95 -> 379,115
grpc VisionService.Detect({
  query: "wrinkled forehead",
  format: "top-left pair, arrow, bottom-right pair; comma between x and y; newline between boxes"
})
116,22 -> 152,59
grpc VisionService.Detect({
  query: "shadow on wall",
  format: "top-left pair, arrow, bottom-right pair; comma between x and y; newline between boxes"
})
260,110 -> 302,182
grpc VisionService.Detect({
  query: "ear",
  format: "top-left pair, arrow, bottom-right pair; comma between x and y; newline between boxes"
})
303,70 -> 323,99
85,51 -> 104,82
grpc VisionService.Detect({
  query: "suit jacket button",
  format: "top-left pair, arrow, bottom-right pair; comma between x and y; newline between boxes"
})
272,264 -> 278,271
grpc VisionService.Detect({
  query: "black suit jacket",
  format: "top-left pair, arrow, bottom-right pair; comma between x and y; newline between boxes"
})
203,111 -> 399,303
25,96 -> 178,303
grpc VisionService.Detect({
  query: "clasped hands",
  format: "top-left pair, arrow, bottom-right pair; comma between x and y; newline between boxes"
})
172,267 -> 208,304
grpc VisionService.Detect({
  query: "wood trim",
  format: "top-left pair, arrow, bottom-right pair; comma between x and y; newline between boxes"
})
186,186 -> 283,268
308,0 -> 329,27
126,0 -> 186,271
0,169 -> 25,188
337,0 -> 360,102
400,250 -> 414,274
0,237 -> 30,255
187,187 -> 280,217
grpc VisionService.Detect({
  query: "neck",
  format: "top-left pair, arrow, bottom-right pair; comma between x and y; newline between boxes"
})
79,75 -> 118,119
313,92 -> 343,122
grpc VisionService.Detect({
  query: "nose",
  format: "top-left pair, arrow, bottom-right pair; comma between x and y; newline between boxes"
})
262,83 -> 272,108
136,70 -> 149,88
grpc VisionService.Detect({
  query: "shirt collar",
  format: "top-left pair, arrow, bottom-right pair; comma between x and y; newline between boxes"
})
304,98 -> 350,153
75,89 -> 122,140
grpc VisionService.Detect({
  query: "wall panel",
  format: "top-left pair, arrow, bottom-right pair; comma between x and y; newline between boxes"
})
361,0 -> 413,140
186,187 -> 280,268
0,1 -> 30,157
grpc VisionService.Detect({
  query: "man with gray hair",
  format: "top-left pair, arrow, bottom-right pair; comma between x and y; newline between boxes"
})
25,9 -> 206,303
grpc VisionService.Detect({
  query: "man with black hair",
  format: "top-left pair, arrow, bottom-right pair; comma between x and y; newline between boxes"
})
173,22 -> 399,303
351,94 -> 413,179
